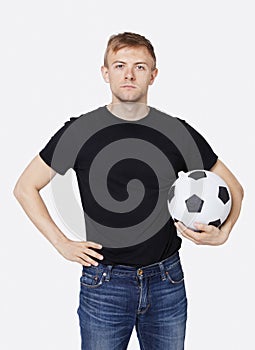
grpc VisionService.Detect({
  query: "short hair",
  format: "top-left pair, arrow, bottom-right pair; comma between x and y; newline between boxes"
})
104,32 -> 156,70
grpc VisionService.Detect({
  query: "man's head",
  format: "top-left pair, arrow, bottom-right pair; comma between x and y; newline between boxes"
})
101,32 -> 158,105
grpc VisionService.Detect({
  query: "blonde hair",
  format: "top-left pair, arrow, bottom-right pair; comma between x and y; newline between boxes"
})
104,32 -> 156,70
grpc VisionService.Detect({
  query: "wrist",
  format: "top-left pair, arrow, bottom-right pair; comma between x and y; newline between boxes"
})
52,234 -> 70,250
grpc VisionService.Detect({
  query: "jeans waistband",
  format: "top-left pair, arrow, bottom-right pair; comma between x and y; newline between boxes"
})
83,251 -> 181,281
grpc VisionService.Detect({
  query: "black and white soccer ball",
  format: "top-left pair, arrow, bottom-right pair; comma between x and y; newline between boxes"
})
168,170 -> 232,231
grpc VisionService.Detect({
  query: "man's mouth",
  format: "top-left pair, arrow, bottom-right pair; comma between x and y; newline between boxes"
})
121,85 -> 136,88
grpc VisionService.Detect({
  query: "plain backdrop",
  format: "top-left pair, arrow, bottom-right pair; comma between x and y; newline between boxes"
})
1,1 -> 255,349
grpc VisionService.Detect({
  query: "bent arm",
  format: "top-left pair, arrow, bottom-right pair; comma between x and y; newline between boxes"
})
13,155 -> 69,249
210,159 -> 244,237
175,158 -> 244,246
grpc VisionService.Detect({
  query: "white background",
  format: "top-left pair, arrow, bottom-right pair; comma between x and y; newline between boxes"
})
1,1 -> 255,349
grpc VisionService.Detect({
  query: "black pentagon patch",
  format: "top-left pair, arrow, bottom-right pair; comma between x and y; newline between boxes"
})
188,171 -> 207,180
185,194 -> 204,213
167,186 -> 175,203
208,219 -> 222,227
218,186 -> 230,204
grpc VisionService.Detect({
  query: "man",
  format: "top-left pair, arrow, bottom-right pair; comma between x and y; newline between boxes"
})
13,32 -> 244,350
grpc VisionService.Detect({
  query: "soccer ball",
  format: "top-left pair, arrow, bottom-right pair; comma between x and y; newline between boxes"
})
168,170 -> 232,231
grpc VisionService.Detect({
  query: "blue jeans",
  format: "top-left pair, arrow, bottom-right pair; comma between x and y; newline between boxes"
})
77,251 -> 187,350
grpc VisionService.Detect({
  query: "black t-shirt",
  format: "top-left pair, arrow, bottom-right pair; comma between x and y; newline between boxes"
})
39,105 -> 218,267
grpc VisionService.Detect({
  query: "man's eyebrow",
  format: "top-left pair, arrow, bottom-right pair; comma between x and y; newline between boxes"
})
135,62 -> 148,65
111,60 -> 148,66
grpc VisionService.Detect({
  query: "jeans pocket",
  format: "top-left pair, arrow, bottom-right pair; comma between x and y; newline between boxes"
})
80,268 -> 105,289
165,260 -> 185,284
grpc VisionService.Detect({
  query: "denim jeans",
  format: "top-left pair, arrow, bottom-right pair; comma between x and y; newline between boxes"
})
77,251 -> 187,350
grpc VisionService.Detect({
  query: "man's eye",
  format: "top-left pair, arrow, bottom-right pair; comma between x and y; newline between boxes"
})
115,64 -> 124,69
137,65 -> 145,70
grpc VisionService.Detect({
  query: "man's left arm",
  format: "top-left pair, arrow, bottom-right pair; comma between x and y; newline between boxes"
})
175,159 -> 244,245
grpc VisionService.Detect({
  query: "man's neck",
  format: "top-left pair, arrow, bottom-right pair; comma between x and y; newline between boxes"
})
106,102 -> 150,121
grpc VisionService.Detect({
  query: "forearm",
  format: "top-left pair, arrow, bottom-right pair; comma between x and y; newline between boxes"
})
13,187 -> 69,249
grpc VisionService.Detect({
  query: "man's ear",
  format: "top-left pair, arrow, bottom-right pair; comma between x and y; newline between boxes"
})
149,68 -> 158,85
101,65 -> 110,83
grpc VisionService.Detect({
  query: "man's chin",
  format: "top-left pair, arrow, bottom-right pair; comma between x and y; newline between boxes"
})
114,96 -> 143,104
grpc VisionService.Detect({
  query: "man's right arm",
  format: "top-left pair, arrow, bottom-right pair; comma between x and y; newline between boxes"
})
13,155 -> 103,266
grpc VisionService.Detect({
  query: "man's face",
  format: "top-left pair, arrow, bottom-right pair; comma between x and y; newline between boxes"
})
101,46 -> 158,104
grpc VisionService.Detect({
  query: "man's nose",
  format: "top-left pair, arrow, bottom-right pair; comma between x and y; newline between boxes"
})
125,67 -> 135,80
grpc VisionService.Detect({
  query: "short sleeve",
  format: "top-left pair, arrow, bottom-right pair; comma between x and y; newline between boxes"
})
177,118 -> 218,171
39,116 -> 79,175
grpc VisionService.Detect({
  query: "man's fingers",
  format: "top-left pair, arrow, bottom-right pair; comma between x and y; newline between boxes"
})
194,222 -> 212,232
78,252 -> 100,266
82,254 -> 99,266
85,241 -> 103,249
178,229 -> 200,245
175,221 -> 223,245
84,247 -> 104,260
175,221 -> 196,237
77,257 -> 92,267
174,221 -> 204,244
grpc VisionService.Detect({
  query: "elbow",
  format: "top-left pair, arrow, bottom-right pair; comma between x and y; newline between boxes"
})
13,181 -> 30,200
240,184 -> 244,200
13,182 -> 23,200
13,180 -> 39,200
234,182 -> 244,201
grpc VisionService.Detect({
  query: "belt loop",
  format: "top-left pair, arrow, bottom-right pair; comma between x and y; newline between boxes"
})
104,265 -> 113,282
159,262 -> 167,281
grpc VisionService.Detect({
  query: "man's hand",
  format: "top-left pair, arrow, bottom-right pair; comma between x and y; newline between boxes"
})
173,159 -> 244,247
174,221 -> 230,246
55,239 -> 104,266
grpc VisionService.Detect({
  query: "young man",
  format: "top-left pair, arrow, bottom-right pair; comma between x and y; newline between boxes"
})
13,32 -> 244,350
